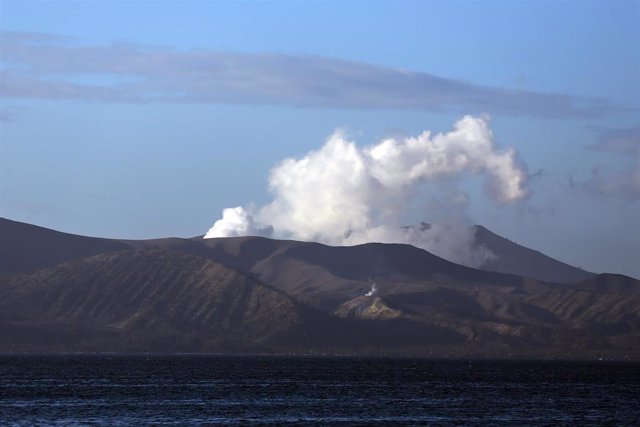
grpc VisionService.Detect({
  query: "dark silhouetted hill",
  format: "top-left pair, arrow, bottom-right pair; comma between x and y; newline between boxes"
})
0,218 -> 129,276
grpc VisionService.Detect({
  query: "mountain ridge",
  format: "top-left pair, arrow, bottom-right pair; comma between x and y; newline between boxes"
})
0,217 -> 603,282
473,224 -> 593,282
1,217 -> 638,359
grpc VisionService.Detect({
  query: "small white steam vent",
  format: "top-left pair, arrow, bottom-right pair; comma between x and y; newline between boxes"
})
365,279 -> 377,297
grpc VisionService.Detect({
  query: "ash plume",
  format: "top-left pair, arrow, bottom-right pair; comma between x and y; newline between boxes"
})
205,115 -> 528,267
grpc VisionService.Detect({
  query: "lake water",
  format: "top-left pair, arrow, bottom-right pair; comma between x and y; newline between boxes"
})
0,355 -> 638,425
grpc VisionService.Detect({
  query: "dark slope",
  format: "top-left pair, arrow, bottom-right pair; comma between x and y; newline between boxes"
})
2,218 -> 639,358
473,225 -> 594,282
0,218 -> 130,276
0,216 -> 594,283
569,273 -> 640,294
2,246 -> 637,358
199,236 -> 536,311
192,237 -> 640,359
195,235 -> 529,286
0,249 -> 297,351
0,249 -> 464,353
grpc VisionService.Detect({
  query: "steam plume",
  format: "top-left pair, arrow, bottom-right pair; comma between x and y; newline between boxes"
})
205,115 -> 528,266
365,280 -> 378,297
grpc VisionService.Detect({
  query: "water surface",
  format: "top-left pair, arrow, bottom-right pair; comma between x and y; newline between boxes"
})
0,355 -> 638,425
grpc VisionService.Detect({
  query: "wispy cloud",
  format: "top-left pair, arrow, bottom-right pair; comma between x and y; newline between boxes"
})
0,31 -> 617,118
0,105 -> 26,122
590,125 -> 640,153
582,125 -> 640,200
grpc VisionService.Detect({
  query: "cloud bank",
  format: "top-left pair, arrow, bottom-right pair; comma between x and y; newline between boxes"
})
205,115 -> 527,266
0,31 -> 613,118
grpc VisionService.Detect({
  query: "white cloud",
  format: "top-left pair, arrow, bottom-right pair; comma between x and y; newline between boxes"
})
204,206 -> 272,238
204,115 -> 528,266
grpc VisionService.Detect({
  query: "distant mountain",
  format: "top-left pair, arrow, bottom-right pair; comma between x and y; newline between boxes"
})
0,217 -> 594,283
472,225 -> 593,282
402,222 -> 593,282
195,236 -> 640,359
1,217 -> 638,359
198,236 -> 532,311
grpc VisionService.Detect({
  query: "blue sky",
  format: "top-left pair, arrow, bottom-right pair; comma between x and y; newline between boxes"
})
1,0 -> 639,277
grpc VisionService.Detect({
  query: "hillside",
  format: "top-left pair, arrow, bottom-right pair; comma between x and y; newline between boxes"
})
473,225 -> 594,282
0,249 -> 305,352
198,236 -> 534,310
1,217 -> 639,359
0,248 -> 470,354
0,217 -> 595,283
0,218 -> 128,276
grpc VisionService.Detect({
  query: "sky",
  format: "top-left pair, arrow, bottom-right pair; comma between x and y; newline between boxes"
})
0,0 -> 639,277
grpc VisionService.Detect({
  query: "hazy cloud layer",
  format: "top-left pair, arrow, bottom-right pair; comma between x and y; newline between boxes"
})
0,31 -> 613,117
591,125 -> 640,153
584,125 -> 640,200
0,110 -> 12,122
205,115 -> 526,267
